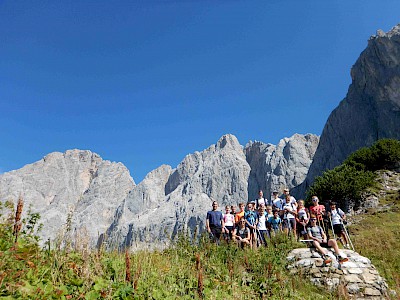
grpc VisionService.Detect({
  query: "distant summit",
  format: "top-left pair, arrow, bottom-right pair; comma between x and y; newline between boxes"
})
0,134 -> 318,249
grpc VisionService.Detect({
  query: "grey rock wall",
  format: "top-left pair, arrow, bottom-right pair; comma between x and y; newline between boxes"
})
246,133 -> 319,200
0,133 -> 318,249
0,150 -> 135,245
303,24 -> 400,191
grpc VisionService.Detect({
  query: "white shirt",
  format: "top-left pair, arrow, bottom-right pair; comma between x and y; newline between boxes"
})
283,202 -> 296,219
257,213 -> 267,230
331,209 -> 344,225
273,198 -> 284,210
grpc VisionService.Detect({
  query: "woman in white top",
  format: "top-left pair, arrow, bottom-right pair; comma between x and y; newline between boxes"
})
296,200 -> 309,240
282,195 -> 297,239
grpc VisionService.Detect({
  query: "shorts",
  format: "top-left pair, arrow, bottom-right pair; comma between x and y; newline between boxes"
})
224,225 -> 234,240
319,242 -> 329,248
333,224 -> 344,235
283,218 -> 296,230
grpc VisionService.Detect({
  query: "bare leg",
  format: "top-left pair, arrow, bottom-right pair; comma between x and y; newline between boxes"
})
327,239 -> 340,255
312,241 -> 328,255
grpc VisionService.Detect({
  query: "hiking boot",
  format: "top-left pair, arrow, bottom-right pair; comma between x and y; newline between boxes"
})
323,255 -> 332,264
346,244 -> 350,249
338,256 -> 348,263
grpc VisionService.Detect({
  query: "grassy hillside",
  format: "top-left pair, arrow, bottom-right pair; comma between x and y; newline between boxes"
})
349,174 -> 400,296
0,202 -> 339,300
1,172 -> 399,299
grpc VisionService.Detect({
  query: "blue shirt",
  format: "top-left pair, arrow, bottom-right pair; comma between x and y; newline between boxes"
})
207,210 -> 223,228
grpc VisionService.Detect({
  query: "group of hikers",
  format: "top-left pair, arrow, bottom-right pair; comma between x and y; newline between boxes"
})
206,189 -> 351,264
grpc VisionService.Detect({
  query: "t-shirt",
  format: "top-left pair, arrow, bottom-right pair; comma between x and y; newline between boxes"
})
282,202 -> 296,219
273,198 -> 284,210
331,208 -> 345,225
245,210 -> 258,226
206,210 -> 223,228
257,212 -> 267,230
310,205 -> 325,220
235,211 -> 245,224
223,213 -> 235,227
297,207 -> 308,221
255,197 -> 266,208
307,225 -> 324,240
268,216 -> 281,230
235,227 -> 250,239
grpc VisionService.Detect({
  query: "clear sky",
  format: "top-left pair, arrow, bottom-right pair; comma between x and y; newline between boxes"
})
1,1 -> 399,183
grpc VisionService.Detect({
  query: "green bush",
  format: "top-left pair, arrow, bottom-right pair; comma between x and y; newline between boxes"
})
345,139 -> 400,171
307,139 -> 400,208
307,165 -> 376,208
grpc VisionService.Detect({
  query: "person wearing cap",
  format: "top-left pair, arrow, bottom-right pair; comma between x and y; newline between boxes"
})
307,215 -> 348,264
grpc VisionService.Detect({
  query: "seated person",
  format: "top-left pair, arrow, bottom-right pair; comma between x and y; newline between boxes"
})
307,215 -> 348,264
233,217 -> 251,248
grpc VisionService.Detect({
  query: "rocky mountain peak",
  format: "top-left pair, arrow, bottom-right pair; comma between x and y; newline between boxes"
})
300,25 -> 400,192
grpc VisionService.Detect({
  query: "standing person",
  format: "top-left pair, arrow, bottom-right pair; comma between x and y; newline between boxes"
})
223,205 -> 235,243
255,190 -> 267,209
268,210 -> 282,236
307,215 -> 348,264
244,202 -> 258,248
272,191 -> 284,212
329,202 -> 350,249
283,188 -> 296,204
233,217 -> 251,248
282,195 -> 297,239
256,206 -> 268,246
206,201 -> 224,245
296,200 -> 310,240
235,203 -> 245,226
310,196 -> 327,234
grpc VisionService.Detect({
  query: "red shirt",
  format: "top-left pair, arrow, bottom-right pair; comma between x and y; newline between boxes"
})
310,204 -> 325,221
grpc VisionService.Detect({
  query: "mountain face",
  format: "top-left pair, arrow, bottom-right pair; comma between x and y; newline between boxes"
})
303,24 -> 400,189
245,134 -> 319,200
0,150 -> 135,245
0,134 -> 318,249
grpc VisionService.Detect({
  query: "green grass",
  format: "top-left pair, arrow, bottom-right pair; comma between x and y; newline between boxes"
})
2,186 -> 399,299
0,212 -> 339,300
350,189 -> 400,296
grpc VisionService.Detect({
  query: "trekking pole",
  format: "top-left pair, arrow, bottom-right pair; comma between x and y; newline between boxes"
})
329,214 -> 337,240
341,220 -> 355,251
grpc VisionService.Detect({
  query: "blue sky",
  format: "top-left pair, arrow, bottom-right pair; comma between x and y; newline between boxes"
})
1,1 -> 399,183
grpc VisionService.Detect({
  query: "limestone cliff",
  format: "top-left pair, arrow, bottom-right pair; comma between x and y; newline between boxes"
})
303,24 -> 400,191
0,150 -> 135,245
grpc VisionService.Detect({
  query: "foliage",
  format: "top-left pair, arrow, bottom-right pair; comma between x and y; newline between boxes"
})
0,202 -> 338,299
350,189 -> 400,295
307,164 -> 376,208
307,138 -> 400,207
345,139 -> 400,171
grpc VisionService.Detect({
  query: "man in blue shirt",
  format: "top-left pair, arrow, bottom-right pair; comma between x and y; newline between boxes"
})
206,201 -> 224,245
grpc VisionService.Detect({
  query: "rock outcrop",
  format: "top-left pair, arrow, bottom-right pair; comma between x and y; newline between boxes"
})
105,134 -> 251,250
0,150 -> 135,245
0,133 -> 318,249
245,133 -> 319,200
301,24 -> 400,194
287,248 -> 389,299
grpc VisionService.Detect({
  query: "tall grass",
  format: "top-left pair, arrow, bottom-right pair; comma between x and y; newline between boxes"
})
0,200 -> 340,299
